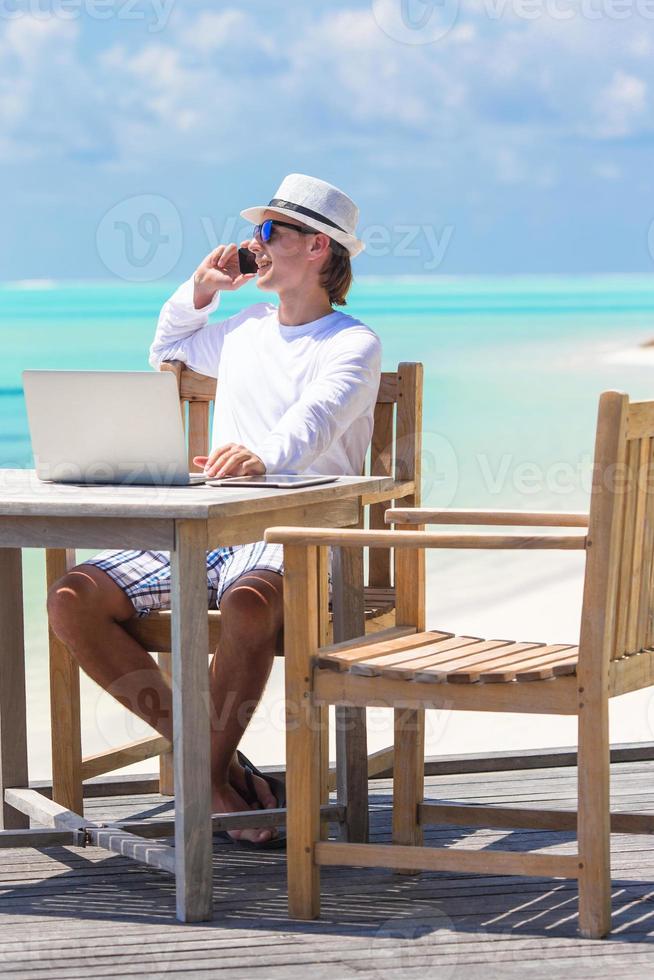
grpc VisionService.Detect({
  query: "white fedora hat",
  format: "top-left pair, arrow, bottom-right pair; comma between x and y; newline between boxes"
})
240,173 -> 365,257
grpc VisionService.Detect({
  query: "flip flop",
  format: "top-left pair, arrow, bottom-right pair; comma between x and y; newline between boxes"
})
237,751 -> 286,810
213,752 -> 287,851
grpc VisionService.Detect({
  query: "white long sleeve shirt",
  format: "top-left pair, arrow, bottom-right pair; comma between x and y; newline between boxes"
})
149,277 -> 382,475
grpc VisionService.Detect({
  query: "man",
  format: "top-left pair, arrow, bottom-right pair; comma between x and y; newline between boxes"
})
48,174 -> 381,846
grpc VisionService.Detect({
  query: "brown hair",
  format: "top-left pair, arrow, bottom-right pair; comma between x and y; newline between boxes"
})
320,240 -> 353,306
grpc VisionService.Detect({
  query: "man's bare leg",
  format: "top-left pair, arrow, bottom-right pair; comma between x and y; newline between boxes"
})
47,564 -> 283,845
209,571 -> 283,814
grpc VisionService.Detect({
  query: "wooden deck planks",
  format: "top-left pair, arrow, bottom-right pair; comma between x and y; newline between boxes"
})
0,762 -> 654,976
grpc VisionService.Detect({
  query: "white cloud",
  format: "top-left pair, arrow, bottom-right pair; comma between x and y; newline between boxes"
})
594,69 -> 647,138
281,10 -> 439,128
0,17 -> 94,161
593,161 -> 621,179
1,2 -> 653,176
3,15 -> 78,63
450,23 -> 478,42
178,10 -> 254,53
493,145 -> 527,184
628,35 -> 653,58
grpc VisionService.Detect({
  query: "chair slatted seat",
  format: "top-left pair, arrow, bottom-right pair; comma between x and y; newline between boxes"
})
321,630 -> 580,682
315,628 -> 452,672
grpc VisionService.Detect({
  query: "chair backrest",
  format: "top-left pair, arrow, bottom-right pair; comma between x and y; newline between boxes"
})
160,360 -> 423,589
580,391 -> 654,673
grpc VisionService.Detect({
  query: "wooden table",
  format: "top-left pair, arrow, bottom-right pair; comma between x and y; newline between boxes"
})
0,469 -> 393,923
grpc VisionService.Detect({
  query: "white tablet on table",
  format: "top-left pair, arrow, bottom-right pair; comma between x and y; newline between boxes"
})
207,475 -> 339,489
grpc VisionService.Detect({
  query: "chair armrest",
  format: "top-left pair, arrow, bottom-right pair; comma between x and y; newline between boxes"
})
159,359 -> 217,399
360,480 -> 415,506
159,360 -> 182,373
385,507 -> 590,527
264,527 -> 587,550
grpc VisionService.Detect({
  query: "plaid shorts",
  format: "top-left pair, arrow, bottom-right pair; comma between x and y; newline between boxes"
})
85,541 -> 285,617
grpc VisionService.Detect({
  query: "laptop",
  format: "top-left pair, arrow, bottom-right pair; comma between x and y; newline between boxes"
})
22,370 -> 341,490
23,370 -> 209,486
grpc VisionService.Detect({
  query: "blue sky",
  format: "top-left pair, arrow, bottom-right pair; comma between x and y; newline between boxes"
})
1,0 -> 653,279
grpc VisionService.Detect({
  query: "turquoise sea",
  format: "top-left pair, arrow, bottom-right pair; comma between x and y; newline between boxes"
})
5,275 -> 654,504
4,274 -> 654,776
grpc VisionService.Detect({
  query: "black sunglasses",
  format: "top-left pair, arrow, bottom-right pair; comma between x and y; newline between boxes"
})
253,219 -> 317,244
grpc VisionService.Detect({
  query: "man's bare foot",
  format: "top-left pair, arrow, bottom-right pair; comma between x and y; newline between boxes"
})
211,781 -> 276,845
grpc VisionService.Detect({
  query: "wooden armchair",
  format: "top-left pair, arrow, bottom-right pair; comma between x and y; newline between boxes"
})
266,390 -> 654,938
46,361 -> 423,819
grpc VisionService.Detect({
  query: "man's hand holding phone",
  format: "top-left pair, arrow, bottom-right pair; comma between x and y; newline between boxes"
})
193,242 -> 256,310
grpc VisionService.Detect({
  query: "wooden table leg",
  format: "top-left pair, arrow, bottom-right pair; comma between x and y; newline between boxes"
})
170,520 -> 213,923
46,549 -> 83,814
317,547 -> 331,842
332,545 -> 369,843
0,549 -> 29,830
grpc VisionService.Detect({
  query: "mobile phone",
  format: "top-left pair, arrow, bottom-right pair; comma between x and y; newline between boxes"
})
238,247 -> 258,275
